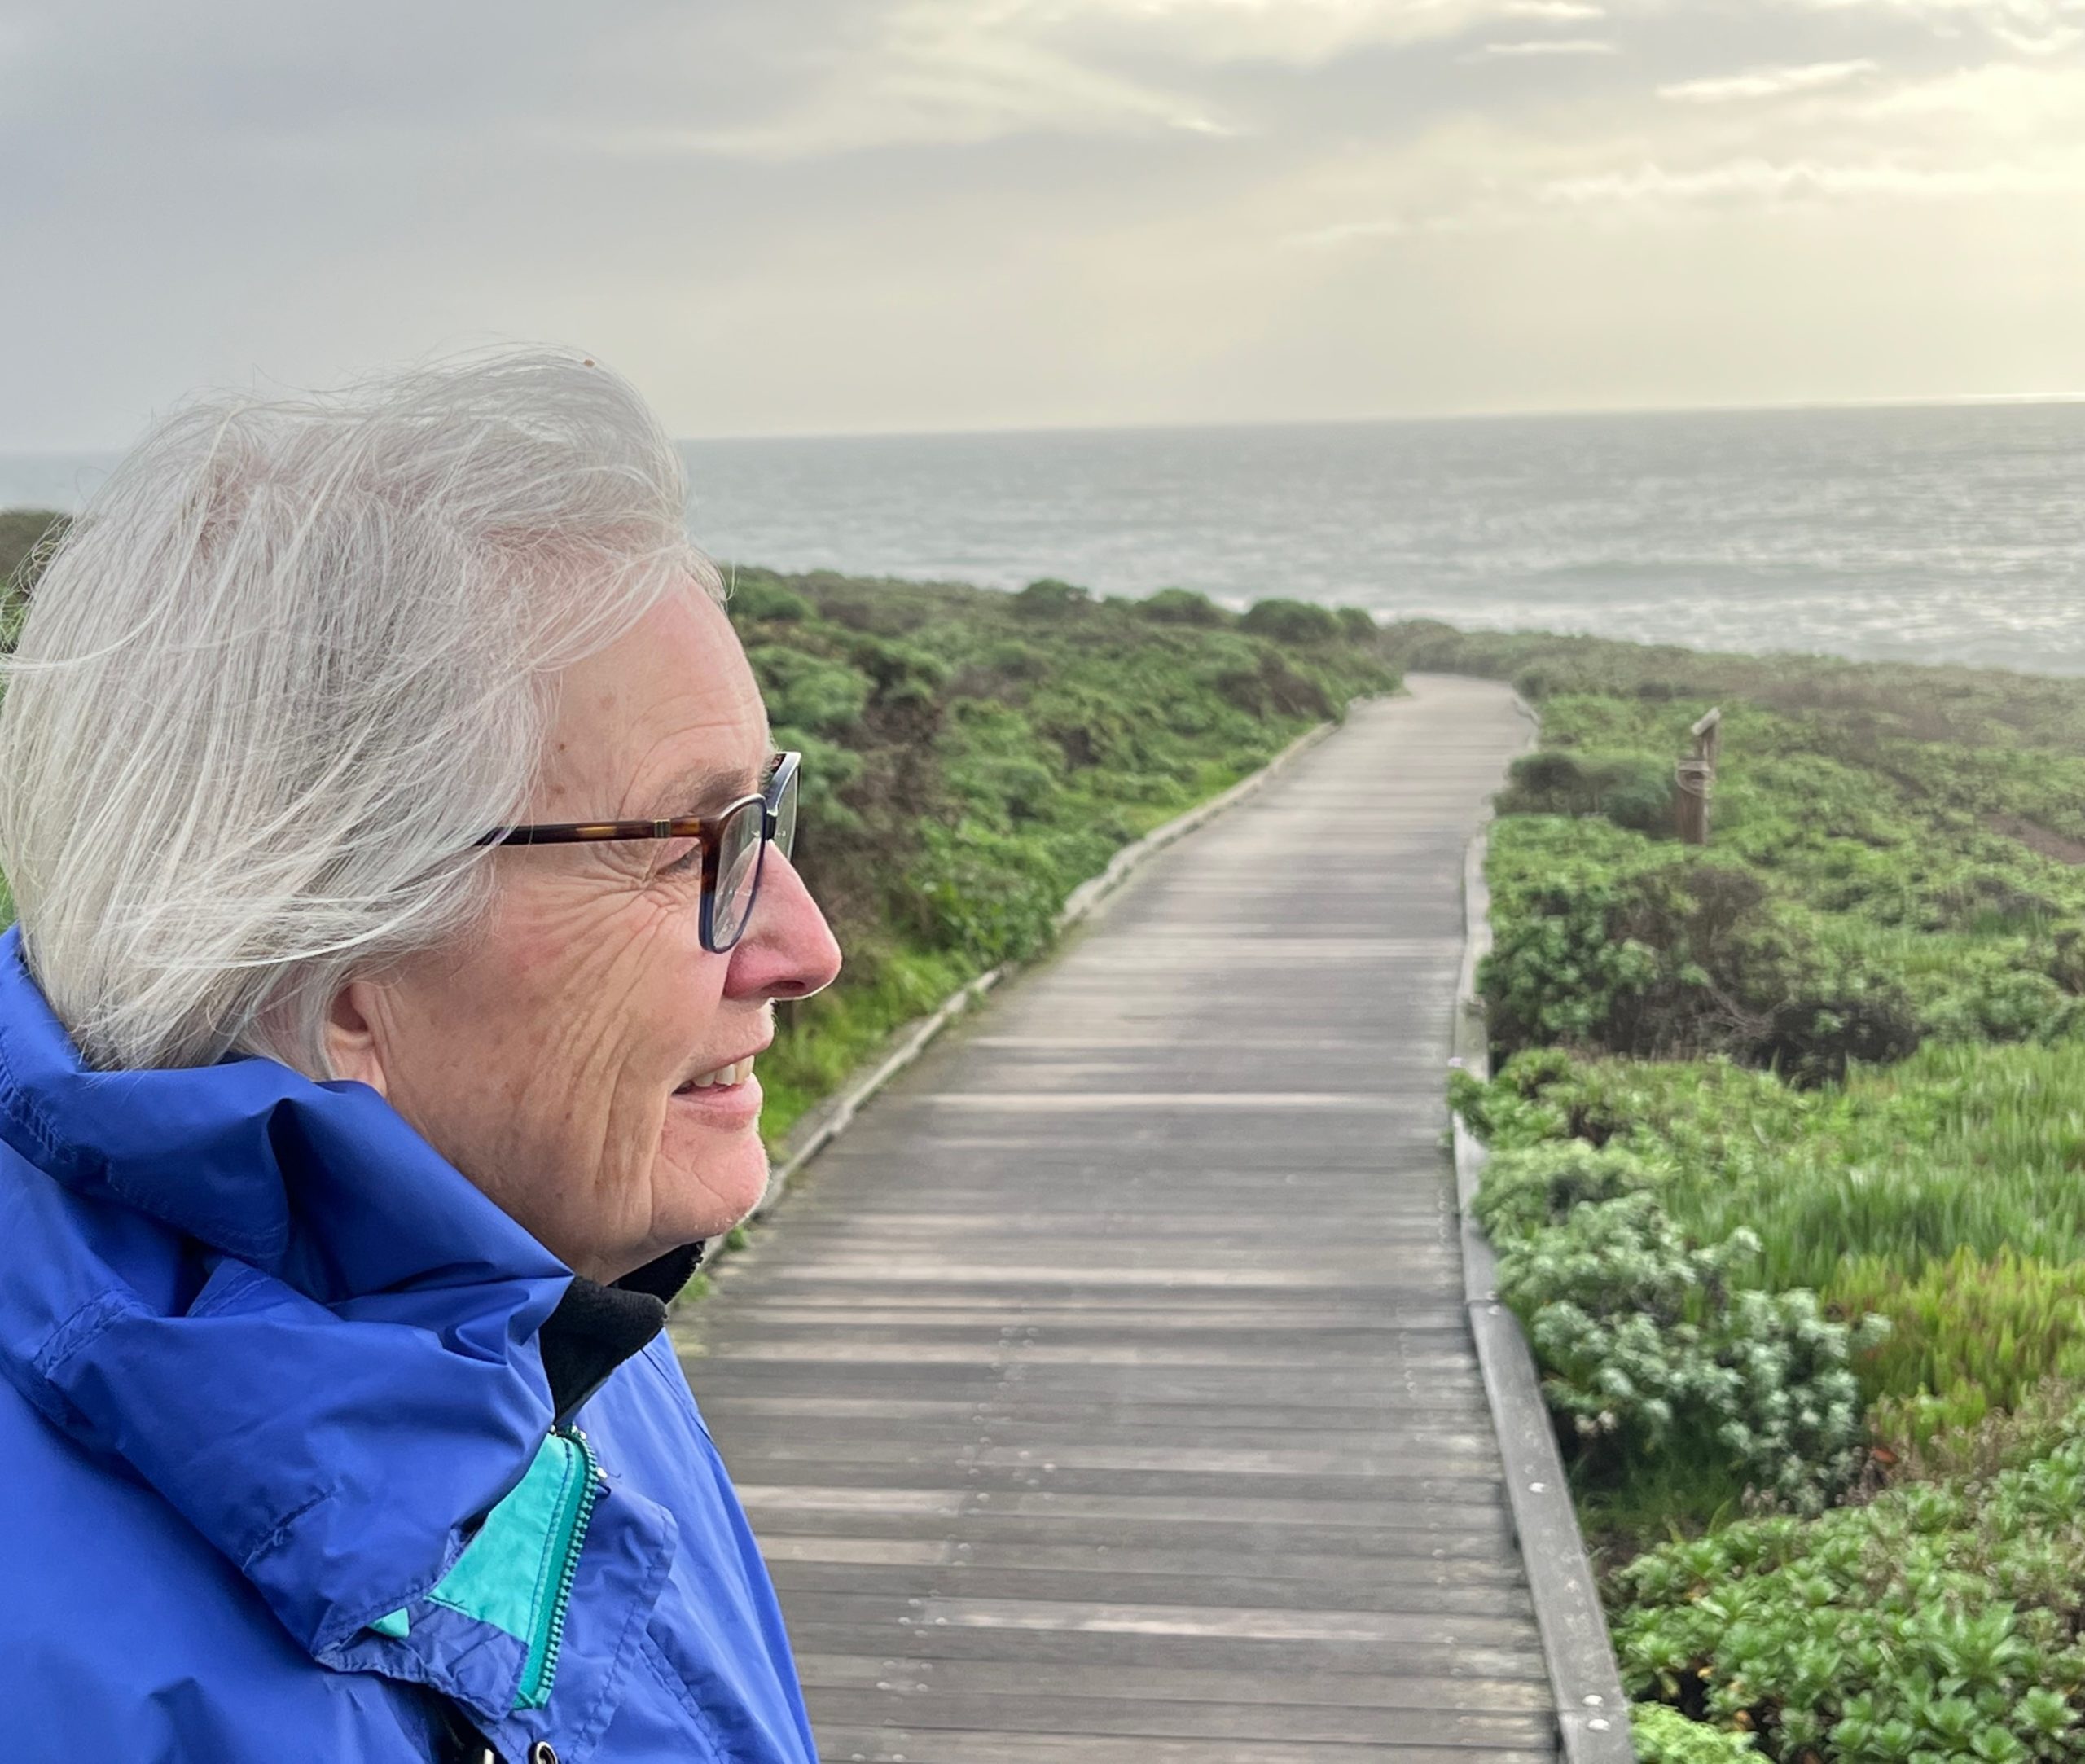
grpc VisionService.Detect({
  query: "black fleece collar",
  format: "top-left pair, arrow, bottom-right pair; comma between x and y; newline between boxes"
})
538,1241 -> 705,1428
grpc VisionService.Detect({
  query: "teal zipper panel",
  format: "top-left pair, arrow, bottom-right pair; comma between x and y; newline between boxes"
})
365,1428 -> 604,1713
514,1427 -> 602,1711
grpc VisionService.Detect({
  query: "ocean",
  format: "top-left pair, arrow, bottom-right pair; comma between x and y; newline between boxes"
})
8,401 -> 2083,675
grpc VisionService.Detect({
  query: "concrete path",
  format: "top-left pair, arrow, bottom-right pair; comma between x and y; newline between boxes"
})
676,674 -> 1545,1762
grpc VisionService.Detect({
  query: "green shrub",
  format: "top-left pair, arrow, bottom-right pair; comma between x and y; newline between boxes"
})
1499,748 -> 1675,836
981,638 -> 1047,680
1482,1159 -> 1881,1512
956,754 -> 1061,824
1240,597 -> 1341,645
726,575 -> 814,623
1479,818 -> 1677,1053
746,646 -> 872,736
1336,606 -> 1377,643
1013,577 -> 1091,617
1483,817 -> 1933,1079
1212,649 -> 1334,721
1755,989 -> 1922,1089
0,514 -> 1400,1183
1139,586 -> 1227,626
909,818 -> 1067,967
1481,823 -> 1802,1062
1468,1139 -> 1660,1243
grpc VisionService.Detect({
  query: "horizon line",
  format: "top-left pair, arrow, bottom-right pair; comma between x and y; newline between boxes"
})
6,388 -> 2083,461
678,389 -> 2085,446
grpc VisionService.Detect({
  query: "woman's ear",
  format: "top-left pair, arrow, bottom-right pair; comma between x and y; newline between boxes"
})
324,981 -> 391,1095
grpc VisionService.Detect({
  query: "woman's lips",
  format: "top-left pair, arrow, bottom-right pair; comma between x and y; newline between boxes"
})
669,1069 -> 763,1127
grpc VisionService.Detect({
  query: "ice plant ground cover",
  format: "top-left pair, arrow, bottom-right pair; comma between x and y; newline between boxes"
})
1393,621 -> 2085,1762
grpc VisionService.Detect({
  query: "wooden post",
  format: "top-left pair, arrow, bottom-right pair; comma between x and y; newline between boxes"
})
1675,707 -> 1721,846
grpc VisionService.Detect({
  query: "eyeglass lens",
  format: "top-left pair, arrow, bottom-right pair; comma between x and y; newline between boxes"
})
774,762 -> 799,861
709,763 -> 800,951
712,798 -> 766,949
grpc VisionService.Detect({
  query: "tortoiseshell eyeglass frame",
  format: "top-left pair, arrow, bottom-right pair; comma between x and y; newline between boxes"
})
475,751 -> 801,954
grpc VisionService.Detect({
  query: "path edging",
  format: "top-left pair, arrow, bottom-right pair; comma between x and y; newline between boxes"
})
1453,691 -> 1636,1763
714,702 -> 1363,1254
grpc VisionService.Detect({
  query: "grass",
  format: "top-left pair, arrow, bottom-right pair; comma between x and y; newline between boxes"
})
1463,1043 -> 2085,1295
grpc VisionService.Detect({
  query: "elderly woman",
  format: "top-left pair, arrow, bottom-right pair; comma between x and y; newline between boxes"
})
0,351 -> 842,1762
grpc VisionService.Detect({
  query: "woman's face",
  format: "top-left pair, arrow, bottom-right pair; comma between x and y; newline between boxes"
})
327,581 -> 843,1281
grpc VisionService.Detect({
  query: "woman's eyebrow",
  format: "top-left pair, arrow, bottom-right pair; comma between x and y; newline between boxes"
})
639,761 -> 762,821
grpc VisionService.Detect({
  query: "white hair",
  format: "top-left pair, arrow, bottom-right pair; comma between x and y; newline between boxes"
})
0,346 -> 713,1075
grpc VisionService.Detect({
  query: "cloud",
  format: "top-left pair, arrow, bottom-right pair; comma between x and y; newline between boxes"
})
1286,216 -> 1411,248
1789,0 -> 2085,38
1659,58 -> 1879,101
1795,0 -> 2079,15
1477,36 -> 1621,54
609,0 -> 1654,160
1841,51 -> 2085,186
640,1 -> 1236,158
1541,154 -> 2084,204
1860,54 -> 2085,122
1990,20 -> 2084,51
1055,0 -> 1613,61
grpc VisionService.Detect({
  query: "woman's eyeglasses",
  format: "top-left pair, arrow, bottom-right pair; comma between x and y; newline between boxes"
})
476,751 -> 801,953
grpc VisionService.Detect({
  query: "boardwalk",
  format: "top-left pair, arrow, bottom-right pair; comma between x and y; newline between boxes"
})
678,675 -> 1546,1762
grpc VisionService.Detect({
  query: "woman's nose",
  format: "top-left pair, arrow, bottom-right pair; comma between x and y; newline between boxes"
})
727,849 -> 842,1002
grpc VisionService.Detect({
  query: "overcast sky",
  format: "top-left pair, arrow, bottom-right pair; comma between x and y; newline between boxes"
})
3,0 -> 2082,450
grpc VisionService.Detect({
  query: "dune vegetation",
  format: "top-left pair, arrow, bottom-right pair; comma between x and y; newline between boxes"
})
1393,621 -> 2085,1763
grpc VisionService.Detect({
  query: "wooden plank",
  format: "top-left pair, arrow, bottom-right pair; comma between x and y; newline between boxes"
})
760,1537 -> 1534,1586
763,1561 -> 1539,1618
771,1590 -> 1543,1653
690,1339 -> 1483,1370
735,1486 -> 1516,1534
708,1420 -> 1507,1462
697,1368 -> 1496,1408
779,1617 -> 1549,1682
810,1727 -> 1553,1764
700,1395 -> 1499,1433
794,1653 -> 1557,1713
705,1459 -> 1516,1504
735,1482 -> 1512,1519
803,1686 -> 1556,1749
740,1512 -> 1523,1562
679,679 -> 1578,1760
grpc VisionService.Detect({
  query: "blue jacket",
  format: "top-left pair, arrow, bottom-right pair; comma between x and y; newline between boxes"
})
0,928 -> 819,1763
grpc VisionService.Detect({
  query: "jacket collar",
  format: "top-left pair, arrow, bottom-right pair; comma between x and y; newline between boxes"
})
542,1242 -> 704,1427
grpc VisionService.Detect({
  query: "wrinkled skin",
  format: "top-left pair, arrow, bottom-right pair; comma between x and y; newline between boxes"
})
326,582 -> 844,1280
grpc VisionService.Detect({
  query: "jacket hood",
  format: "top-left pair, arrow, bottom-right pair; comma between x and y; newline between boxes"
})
0,924 -> 574,1670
